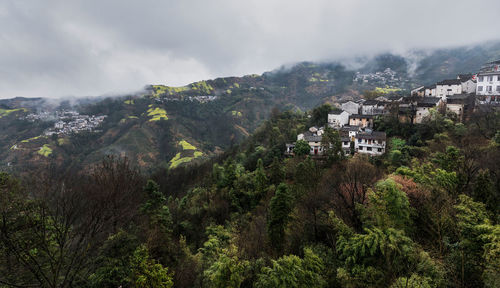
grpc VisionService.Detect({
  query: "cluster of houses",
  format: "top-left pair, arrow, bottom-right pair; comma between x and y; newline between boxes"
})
43,111 -> 106,136
285,59 -> 500,158
354,68 -> 404,86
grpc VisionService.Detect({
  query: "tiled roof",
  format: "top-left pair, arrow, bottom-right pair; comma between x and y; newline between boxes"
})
437,79 -> 462,86
356,131 -> 386,140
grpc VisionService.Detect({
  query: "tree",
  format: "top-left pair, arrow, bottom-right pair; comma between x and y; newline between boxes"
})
130,245 -> 173,288
293,140 -> 311,156
269,157 -> 285,185
203,244 -> 249,288
254,158 -> 268,199
321,126 -> 343,163
449,194 -> 493,288
268,183 -> 293,254
255,248 -> 326,288
363,179 -> 411,231
89,230 -> 140,288
327,156 -> 381,230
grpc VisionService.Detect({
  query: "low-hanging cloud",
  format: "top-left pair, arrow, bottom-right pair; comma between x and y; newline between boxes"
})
0,0 -> 499,98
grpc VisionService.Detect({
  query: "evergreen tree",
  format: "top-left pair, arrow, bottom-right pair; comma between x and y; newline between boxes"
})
255,248 -> 326,288
267,183 -> 293,254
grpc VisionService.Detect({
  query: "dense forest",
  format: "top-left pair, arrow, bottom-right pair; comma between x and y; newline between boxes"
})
1,102 -> 499,287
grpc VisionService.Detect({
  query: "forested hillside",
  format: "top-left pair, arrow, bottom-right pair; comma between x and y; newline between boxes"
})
1,102 -> 499,287
1,42 -> 500,173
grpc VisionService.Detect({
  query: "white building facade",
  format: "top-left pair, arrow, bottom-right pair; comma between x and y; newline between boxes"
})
476,60 -> 500,102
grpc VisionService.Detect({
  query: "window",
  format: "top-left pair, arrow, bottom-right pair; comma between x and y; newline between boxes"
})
497,86 -> 500,92
367,147 -> 372,151
479,76 -> 484,82
487,86 -> 493,92
344,141 -> 349,145
378,148 -> 382,152
358,139 -> 362,143
359,146 -> 363,150
488,76 -> 494,82
478,86 -> 483,91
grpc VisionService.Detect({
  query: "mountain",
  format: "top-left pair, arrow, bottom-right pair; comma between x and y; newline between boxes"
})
1,41 -> 499,173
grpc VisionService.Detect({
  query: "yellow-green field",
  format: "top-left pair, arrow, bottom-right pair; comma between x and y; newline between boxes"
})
37,144 -> 52,157
124,99 -> 134,105
147,107 -> 168,121
179,140 -> 196,150
231,111 -> 242,117
169,140 -> 203,168
151,85 -> 189,97
21,135 -> 45,143
374,86 -> 402,94
0,108 -> 27,118
190,81 -> 214,94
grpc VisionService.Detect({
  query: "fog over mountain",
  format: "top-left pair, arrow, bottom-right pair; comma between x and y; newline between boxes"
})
1,0 -> 499,98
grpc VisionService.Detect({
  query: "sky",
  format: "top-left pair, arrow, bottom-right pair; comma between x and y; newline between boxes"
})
1,0 -> 499,99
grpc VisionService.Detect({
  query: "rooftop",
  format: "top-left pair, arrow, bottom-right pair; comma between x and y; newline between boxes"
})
363,100 -> 379,106
329,110 -> 346,115
350,114 -> 373,119
437,79 -> 462,86
356,131 -> 386,140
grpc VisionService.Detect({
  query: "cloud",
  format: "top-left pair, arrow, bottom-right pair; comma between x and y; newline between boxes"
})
0,0 -> 499,98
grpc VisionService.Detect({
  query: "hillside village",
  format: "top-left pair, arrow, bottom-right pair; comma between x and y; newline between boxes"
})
24,110 -> 107,136
286,59 -> 500,157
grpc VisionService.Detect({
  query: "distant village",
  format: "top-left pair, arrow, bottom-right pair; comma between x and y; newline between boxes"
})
286,59 -> 500,157
23,110 -> 106,136
354,67 -> 407,86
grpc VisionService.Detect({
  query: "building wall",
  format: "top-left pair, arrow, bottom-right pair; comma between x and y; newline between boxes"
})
425,88 -> 436,96
354,138 -> 385,156
461,80 -> 477,94
415,107 -> 432,124
436,84 -> 462,100
349,117 -> 373,128
327,112 -> 349,128
476,74 -> 500,97
341,102 -> 360,115
446,103 -> 464,121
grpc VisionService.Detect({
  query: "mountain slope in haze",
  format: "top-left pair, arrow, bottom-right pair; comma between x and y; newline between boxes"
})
1,40 -> 499,172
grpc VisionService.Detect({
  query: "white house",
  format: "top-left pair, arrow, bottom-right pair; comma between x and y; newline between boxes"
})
354,130 -> 386,156
341,101 -> 361,115
415,97 -> 442,124
436,79 -> 463,100
297,127 -> 325,156
361,100 -> 383,115
424,84 -> 436,97
446,94 -> 474,122
457,74 -> 477,94
328,110 -> 350,128
476,60 -> 500,103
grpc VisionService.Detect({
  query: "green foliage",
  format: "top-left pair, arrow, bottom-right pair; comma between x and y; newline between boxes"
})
321,126 -> 343,163
204,244 -> 249,288
255,248 -> 326,288
141,180 -> 172,232
293,140 -> 310,156
337,227 -> 414,287
363,179 -> 411,231
450,194 -> 494,287
89,230 -> 140,288
130,245 -> 173,288
268,183 -> 293,253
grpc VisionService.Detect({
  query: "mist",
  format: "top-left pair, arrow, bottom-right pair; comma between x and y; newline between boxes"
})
1,0 -> 499,99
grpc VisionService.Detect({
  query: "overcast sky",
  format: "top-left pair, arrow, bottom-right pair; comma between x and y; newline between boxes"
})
1,0 -> 499,99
